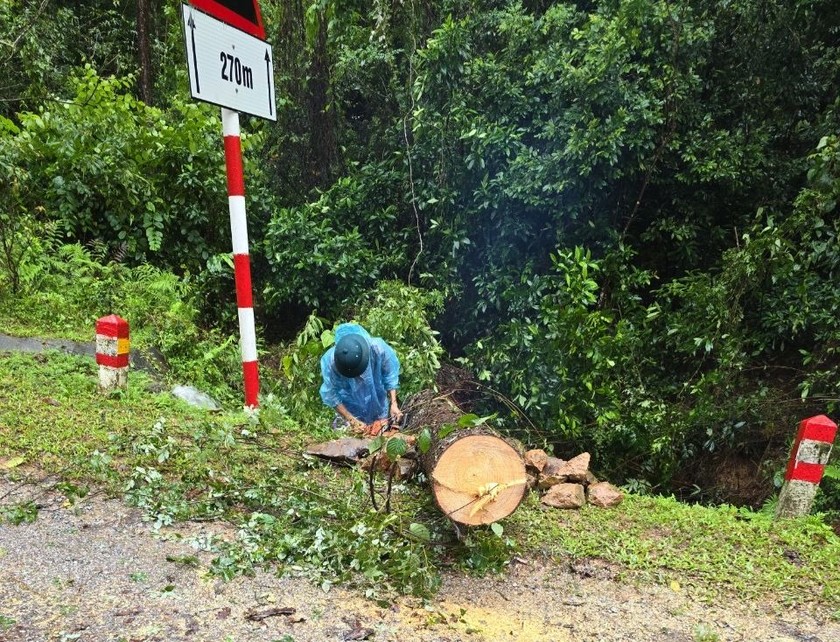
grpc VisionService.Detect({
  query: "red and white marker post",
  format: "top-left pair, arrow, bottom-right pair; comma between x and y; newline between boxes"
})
222,107 -> 259,408
775,414 -> 837,519
95,314 -> 130,392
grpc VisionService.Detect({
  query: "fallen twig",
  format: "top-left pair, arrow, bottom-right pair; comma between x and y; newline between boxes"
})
244,606 -> 296,622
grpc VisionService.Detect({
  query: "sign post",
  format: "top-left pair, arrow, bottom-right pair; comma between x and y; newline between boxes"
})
181,4 -> 275,120
181,0 -> 274,408
775,415 -> 837,519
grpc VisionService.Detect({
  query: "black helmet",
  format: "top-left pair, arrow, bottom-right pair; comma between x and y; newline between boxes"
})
334,334 -> 370,378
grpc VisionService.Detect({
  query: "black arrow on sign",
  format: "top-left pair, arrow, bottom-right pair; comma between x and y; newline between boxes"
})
188,12 -> 200,93
265,49 -> 273,116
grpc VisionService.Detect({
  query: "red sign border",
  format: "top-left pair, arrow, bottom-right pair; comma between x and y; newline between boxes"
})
188,0 -> 265,40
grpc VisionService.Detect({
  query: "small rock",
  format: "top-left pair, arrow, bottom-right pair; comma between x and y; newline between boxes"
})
538,457 -> 568,489
587,481 -> 624,508
524,449 -> 549,473
585,470 -> 599,486
556,452 -> 591,483
526,472 -> 538,490
541,483 -> 585,509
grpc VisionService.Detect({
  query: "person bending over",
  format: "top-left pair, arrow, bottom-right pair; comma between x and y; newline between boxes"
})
319,323 -> 403,435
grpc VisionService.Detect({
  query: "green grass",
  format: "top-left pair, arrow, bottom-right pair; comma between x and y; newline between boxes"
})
1,350 -> 839,613
0,296 -> 93,343
0,351 -> 204,471
0,615 -> 16,631
510,491 -> 840,609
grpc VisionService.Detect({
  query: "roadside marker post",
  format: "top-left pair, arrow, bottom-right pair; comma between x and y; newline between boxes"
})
95,314 -> 129,392
181,1 -> 275,408
223,107 -> 259,408
775,415 -> 837,519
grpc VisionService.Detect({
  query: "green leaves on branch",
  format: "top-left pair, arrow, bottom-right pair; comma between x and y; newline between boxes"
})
0,68 -> 232,272
470,137 -> 840,489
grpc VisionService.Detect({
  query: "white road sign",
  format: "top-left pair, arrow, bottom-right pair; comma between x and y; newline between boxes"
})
181,3 -> 276,121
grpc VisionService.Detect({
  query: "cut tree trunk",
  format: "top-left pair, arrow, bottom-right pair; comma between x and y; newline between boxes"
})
404,391 -> 527,526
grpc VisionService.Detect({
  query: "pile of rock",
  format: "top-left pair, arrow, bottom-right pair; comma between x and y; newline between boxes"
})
524,450 -> 623,509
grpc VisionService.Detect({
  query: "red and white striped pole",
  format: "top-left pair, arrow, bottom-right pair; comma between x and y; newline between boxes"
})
775,414 -> 837,519
222,107 -> 259,408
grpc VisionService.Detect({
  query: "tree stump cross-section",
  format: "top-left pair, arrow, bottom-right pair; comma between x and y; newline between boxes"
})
406,391 -> 527,526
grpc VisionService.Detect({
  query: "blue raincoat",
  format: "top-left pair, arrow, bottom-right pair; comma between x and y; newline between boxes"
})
319,323 -> 401,424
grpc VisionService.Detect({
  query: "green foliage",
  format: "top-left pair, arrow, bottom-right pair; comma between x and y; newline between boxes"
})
417,428 -> 432,454
0,207 -> 47,296
0,501 -> 39,525
209,484 -> 441,598
262,164 -> 408,315
6,350 -> 840,606
2,0 -> 839,509
55,481 -> 88,505
814,458 -> 840,527
0,351 -> 208,477
411,1 -> 712,333
458,526 -> 517,576
470,247 -> 616,436
693,625 -> 721,642
250,0 -> 840,501
274,312 -> 335,422
471,134 -> 840,492
96,406 -> 445,597
0,1 -> 135,118
409,0 -> 835,342
513,492 -> 840,606
0,67 -> 237,271
0,242 -> 242,401
354,281 -> 444,397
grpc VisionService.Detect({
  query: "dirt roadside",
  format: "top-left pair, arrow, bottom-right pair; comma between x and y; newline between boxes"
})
1,475 -> 837,642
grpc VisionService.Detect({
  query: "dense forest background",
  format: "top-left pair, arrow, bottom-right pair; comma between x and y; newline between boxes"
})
1,0 -> 839,506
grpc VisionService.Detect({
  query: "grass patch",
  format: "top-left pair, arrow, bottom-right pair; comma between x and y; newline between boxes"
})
1,350 -> 839,611
0,351 -> 204,472
0,297 -> 92,343
510,492 -> 840,609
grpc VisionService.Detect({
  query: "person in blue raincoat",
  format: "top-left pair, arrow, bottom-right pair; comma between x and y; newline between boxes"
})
319,323 -> 403,433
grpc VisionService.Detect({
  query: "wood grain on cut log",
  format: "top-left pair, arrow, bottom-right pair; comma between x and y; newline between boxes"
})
404,391 -> 527,526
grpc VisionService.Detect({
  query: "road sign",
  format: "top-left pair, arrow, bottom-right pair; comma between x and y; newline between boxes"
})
182,3 -> 276,121
188,0 -> 265,39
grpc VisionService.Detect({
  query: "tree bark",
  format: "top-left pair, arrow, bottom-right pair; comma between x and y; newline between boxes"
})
136,0 -> 154,105
404,391 -> 527,526
307,6 -> 337,187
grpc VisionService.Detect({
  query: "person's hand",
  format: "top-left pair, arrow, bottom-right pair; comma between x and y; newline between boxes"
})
389,402 -> 403,424
349,418 -> 366,434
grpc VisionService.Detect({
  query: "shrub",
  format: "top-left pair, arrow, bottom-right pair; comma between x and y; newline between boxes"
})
0,67 -> 251,273
468,137 -> 840,495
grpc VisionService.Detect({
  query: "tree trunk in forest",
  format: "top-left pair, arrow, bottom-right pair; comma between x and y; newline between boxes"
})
404,391 -> 528,526
307,7 -> 337,187
136,0 -> 154,105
